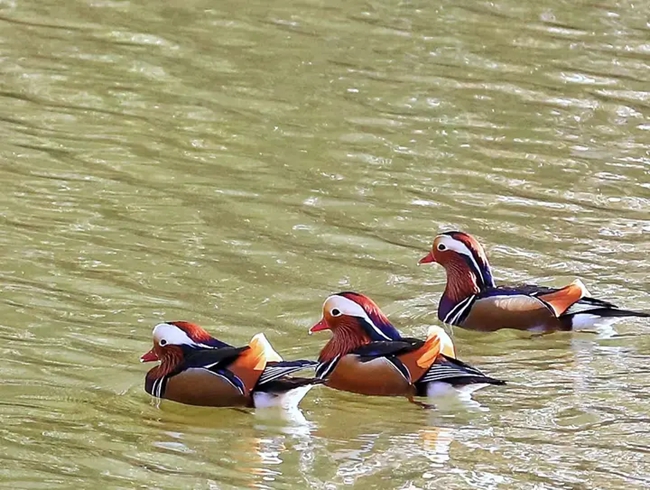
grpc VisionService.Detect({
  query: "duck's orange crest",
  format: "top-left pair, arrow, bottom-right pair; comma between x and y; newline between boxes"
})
169,321 -> 213,343
446,232 -> 488,265
338,292 -> 401,340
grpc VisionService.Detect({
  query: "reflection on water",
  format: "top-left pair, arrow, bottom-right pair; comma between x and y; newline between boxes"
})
1,0 -> 650,488
138,402 -> 460,489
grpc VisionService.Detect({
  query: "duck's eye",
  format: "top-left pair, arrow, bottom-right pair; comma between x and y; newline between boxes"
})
331,308 -> 341,317
159,339 -> 168,346
437,243 -> 447,251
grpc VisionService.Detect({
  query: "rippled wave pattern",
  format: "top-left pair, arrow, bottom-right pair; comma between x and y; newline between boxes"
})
0,0 -> 649,488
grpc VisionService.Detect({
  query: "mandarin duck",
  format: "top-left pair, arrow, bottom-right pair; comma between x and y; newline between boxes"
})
140,321 -> 321,409
309,292 -> 504,407
419,231 -> 650,332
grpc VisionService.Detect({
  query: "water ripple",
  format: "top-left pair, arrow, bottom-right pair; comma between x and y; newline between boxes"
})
1,0 -> 650,488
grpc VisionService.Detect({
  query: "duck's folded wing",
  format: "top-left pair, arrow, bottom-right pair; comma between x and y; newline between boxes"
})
482,281 -> 593,317
457,284 -> 578,329
183,346 -> 250,370
486,281 -> 644,319
561,296 -> 649,320
256,360 -> 318,386
417,355 -> 505,386
493,284 -> 555,296
462,291 -> 554,329
256,376 -> 325,392
351,338 -> 425,361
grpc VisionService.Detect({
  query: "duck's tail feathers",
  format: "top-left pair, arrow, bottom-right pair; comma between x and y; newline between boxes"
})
563,294 -> 650,318
568,308 -> 650,331
252,377 -> 323,409
256,360 -> 317,386
589,308 -> 650,318
417,356 -> 505,387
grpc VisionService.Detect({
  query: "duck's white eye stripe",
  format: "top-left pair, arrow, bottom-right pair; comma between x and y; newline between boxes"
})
152,323 -> 199,347
323,296 -> 392,340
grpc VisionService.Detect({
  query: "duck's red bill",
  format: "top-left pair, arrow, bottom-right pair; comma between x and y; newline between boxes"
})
309,318 -> 329,334
140,348 -> 158,362
418,251 -> 436,264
